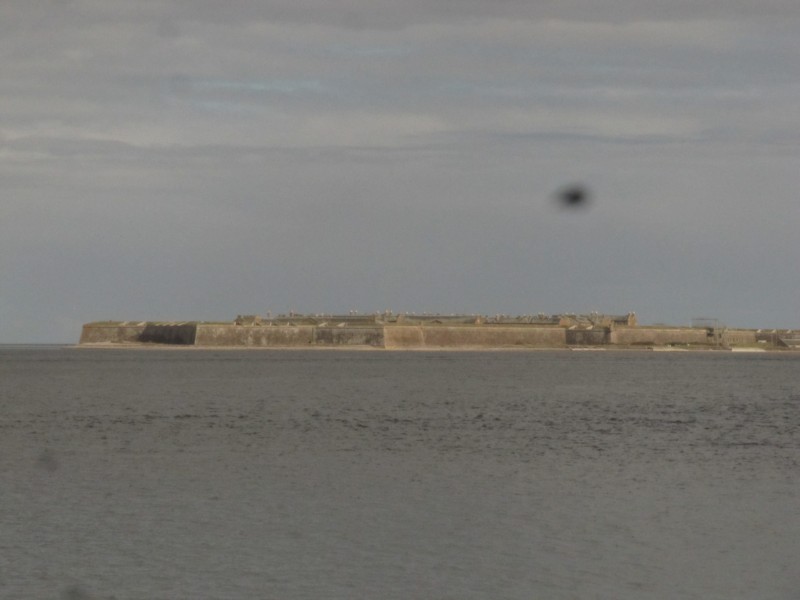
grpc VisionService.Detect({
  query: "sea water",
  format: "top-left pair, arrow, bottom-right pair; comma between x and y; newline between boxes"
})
1,347 -> 798,599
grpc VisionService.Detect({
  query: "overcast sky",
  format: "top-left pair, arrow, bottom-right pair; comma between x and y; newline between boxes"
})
2,1 -> 799,342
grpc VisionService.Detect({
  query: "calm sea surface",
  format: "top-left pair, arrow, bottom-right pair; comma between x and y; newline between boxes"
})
1,347 -> 798,599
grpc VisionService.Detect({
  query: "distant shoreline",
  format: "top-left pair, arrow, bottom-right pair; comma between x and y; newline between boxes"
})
72,342 -> 791,353
78,315 -> 800,351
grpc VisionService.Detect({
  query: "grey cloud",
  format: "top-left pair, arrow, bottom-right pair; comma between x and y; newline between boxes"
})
105,0 -> 800,30
2,1 -> 800,342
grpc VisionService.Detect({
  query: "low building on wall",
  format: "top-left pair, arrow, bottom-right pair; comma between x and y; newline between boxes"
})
721,329 -> 757,347
395,314 -> 481,325
755,329 -> 799,348
230,311 -> 638,330
608,312 -> 638,328
558,312 -> 637,329
234,315 -> 263,326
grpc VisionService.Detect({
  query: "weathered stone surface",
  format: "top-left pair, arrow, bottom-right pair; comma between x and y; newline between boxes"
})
80,323 -> 146,344
194,324 -> 315,347
78,319 -> 774,350
404,326 -> 566,348
610,327 -> 710,346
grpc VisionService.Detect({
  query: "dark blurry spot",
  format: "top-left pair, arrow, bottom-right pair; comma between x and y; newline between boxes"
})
36,449 -> 59,472
60,585 -> 91,600
554,184 -> 591,209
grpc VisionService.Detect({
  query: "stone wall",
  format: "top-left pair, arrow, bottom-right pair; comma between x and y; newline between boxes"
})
194,324 -> 315,347
192,324 -> 386,347
80,322 -> 197,345
80,323 -> 146,344
721,330 -> 757,346
610,327 -> 711,346
194,324 -> 566,349
312,327 -> 384,347
383,326 -> 425,348
385,325 -> 566,348
139,323 -> 197,345
565,328 -> 609,346
78,321 -> 768,350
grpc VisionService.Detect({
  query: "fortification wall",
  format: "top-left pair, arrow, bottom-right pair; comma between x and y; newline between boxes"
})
80,323 -> 146,344
139,324 -> 197,345
385,325 -> 566,348
312,327 -> 384,347
193,324 -> 385,347
721,330 -> 757,346
610,327 -> 710,346
80,322 -> 197,345
194,324 -> 314,346
565,329 -> 609,346
383,326 -> 425,348
78,321 -> 767,350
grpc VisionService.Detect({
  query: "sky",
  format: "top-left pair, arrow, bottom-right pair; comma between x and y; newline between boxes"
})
2,1 -> 799,343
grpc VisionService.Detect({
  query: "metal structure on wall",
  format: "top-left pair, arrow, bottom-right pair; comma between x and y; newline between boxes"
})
692,317 -> 727,346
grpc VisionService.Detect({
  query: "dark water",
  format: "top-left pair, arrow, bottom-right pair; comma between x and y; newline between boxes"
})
2,347 -> 798,599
